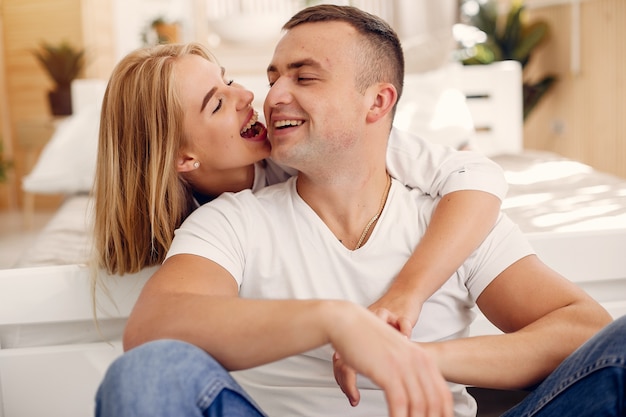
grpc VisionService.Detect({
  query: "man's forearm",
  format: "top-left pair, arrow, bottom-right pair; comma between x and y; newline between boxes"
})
424,300 -> 612,390
124,292 -> 347,370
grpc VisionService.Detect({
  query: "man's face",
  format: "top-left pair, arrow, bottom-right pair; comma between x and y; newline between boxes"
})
264,21 -> 371,173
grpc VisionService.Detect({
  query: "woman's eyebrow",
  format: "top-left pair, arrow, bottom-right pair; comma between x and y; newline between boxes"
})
200,67 -> 226,112
200,87 -> 217,112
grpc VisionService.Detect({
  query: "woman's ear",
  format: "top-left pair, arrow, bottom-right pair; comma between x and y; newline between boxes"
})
177,152 -> 198,173
366,83 -> 397,123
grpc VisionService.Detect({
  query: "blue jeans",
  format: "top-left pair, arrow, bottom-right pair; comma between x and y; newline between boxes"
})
95,339 -> 266,417
502,314 -> 626,417
95,316 -> 626,417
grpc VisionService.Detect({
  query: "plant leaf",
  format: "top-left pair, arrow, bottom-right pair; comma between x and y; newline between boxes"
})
31,41 -> 84,88
462,41 -> 503,65
514,21 -> 549,65
523,75 -> 557,119
469,0 -> 498,37
500,2 -> 524,59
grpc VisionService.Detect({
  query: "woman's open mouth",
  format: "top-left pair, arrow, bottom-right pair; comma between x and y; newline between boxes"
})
241,111 -> 268,141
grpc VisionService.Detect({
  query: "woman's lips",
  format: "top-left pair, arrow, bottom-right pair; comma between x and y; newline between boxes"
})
241,121 -> 267,142
241,110 -> 267,141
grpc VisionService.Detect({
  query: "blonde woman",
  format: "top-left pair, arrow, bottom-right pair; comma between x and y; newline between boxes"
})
93,41 -> 507,332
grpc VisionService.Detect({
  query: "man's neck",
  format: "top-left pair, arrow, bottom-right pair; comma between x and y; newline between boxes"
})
296,168 -> 391,250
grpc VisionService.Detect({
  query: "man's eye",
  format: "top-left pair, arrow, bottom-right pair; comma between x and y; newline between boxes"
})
213,98 -> 223,114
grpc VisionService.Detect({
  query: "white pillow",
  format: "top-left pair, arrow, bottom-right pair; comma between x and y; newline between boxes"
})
22,103 -> 101,194
22,80 -> 105,194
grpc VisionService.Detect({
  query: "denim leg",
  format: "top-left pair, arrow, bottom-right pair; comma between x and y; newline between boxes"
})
502,315 -> 626,417
95,339 -> 266,417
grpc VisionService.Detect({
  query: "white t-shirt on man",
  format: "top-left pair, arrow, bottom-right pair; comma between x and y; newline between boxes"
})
167,175 -> 534,417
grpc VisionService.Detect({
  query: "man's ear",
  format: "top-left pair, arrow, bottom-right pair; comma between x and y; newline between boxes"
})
177,152 -> 197,173
366,83 -> 397,123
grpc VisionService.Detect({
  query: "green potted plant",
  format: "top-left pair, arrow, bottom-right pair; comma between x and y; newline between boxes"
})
32,41 -> 85,116
141,16 -> 180,46
456,0 -> 556,119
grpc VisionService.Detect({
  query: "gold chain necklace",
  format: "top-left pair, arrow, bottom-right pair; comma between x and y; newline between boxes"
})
354,174 -> 391,250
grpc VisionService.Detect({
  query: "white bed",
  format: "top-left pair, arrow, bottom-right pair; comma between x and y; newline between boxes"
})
456,62 -> 626,333
1,61 -> 625,417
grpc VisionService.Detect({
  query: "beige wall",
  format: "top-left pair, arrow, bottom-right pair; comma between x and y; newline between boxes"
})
524,0 -> 626,178
0,0 -> 83,209
0,0 -> 115,209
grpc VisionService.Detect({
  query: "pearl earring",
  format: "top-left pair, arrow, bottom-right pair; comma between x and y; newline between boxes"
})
193,161 -> 200,169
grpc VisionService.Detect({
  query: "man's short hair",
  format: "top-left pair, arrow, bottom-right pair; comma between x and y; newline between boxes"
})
283,4 -> 405,107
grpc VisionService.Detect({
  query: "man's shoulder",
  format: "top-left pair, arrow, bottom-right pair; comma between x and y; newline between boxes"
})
388,126 -> 444,156
251,176 -> 296,205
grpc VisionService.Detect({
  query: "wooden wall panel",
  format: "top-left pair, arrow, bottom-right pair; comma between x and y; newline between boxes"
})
0,0 -> 16,209
4,0 -> 83,119
524,0 -> 626,178
80,0 -> 115,79
0,0 -> 83,210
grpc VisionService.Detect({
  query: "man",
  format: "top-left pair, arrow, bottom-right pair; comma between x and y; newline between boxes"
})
97,5 -> 624,417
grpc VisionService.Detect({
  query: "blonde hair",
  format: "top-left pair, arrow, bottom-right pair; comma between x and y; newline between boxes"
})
93,42 -> 218,275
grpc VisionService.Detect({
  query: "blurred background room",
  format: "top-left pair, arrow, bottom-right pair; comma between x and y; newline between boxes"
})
0,2 -> 625,416
0,0 -> 624,261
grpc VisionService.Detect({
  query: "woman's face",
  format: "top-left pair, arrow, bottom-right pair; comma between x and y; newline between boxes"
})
175,54 -> 270,193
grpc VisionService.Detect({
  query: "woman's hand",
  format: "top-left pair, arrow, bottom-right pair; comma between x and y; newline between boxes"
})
368,292 -> 423,337
329,304 -> 452,417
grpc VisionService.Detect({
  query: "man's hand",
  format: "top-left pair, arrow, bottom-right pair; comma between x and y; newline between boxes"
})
329,305 -> 452,417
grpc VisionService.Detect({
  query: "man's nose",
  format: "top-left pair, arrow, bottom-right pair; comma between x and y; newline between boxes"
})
264,77 -> 292,108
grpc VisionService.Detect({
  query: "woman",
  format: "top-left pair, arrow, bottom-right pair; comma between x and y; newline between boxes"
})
93,41 -> 507,330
